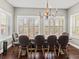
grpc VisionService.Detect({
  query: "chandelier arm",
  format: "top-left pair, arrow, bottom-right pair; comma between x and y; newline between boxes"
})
43,0 -> 58,19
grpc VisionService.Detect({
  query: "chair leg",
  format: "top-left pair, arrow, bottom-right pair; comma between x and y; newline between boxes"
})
31,45 -> 32,54
35,45 -> 37,56
12,45 -> 15,54
54,46 -> 56,56
58,46 -> 61,56
26,46 -> 29,56
13,45 -> 18,55
42,46 -> 44,55
66,46 -> 69,57
15,46 -> 19,55
63,49 -> 69,59
66,49 -> 69,57
48,45 -> 49,53
34,45 -> 37,59
18,46 -> 22,59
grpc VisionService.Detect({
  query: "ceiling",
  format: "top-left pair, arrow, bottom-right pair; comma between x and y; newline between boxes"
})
6,0 -> 79,9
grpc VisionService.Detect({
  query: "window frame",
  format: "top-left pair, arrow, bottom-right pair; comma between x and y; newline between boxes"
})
70,12 -> 79,38
16,15 -> 65,39
0,8 -> 12,37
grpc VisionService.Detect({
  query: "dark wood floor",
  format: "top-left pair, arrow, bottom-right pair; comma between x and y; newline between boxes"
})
0,45 -> 79,59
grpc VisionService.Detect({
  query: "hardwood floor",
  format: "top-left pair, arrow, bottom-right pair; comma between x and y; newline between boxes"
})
0,45 -> 79,59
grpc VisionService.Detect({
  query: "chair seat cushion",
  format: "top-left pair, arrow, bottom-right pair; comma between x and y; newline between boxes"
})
13,41 -> 19,45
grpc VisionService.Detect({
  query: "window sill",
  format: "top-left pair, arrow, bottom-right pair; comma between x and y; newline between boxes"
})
0,36 -> 12,42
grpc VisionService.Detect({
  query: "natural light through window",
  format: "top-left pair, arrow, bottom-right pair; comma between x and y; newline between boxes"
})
0,8 -> 12,37
17,16 -> 65,39
70,13 -> 79,38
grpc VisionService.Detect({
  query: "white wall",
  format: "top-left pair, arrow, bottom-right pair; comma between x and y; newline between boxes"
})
15,8 -> 67,16
0,0 -> 14,33
14,8 -> 68,32
0,0 -> 14,14
68,3 -> 79,15
0,0 -> 14,54
68,3 -> 79,48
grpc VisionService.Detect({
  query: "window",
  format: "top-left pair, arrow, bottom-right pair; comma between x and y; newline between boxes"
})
0,8 -> 12,37
17,16 -> 40,39
43,16 -> 65,37
70,13 -> 79,38
17,16 -> 65,39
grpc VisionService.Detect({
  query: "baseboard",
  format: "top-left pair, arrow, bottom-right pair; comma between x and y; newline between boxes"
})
0,44 -> 12,54
69,42 -> 79,49
7,44 -> 12,49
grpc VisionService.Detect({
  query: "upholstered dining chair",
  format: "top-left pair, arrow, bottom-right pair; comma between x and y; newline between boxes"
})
62,32 -> 69,36
35,35 -> 45,55
58,35 -> 69,58
18,35 -> 29,59
47,35 -> 57,56
12,33 -> 19,54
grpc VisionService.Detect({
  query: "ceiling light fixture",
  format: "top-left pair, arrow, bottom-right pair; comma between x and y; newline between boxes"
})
43,0 -> 58,19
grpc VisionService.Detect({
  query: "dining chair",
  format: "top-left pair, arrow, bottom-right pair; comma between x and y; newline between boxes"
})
62,32 -> 69,36
35,35 -> 45,55
58,35 -> 69,58
12,33 -> 19,54
18,35 -> 29,59
47,35 -> 57,56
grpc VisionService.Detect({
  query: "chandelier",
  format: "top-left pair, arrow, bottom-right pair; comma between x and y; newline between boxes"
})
44,0 -> 49,19
43,0 -> 58,19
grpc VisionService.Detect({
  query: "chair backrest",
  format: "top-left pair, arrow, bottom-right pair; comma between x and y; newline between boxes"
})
35,35 -> 45,46
12,34 -> 16,42
47,35 -> 57,48
58,35 -> 69,49
19,35 -> 29,47
15,33 -> 18,38
62,32 -> 69,36
12,33 -> 18,42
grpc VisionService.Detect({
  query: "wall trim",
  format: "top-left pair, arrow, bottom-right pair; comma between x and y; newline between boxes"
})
69,42 -> 79,49
0,44 -> 12,54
